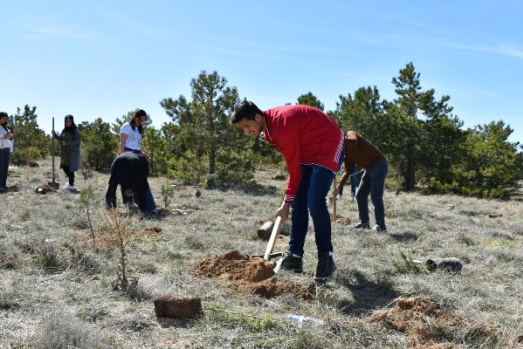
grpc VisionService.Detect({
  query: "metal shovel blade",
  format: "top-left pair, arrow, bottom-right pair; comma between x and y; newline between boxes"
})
273,256 -> 284,273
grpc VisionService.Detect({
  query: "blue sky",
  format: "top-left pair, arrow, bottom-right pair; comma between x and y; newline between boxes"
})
1,1 -> 522,144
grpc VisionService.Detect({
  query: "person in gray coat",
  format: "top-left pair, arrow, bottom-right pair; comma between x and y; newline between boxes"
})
52,115 -> 81,191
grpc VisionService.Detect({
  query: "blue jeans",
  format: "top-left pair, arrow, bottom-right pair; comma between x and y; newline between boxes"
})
350,167 -> 358,197
143,188 -> 157,212
289,150 -> 344,257
289,164 -> 334,256
355,159 -> 388,229
338,166 -> 357,197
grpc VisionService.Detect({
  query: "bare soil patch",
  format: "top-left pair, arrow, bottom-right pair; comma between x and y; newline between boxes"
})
368,296 -> 502,349
193,250 -> 313,299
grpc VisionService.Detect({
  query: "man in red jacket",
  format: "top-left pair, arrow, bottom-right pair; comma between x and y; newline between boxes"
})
231,101 -> 344,280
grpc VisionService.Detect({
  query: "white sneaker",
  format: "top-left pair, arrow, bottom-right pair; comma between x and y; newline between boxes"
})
63,183 -> 76,191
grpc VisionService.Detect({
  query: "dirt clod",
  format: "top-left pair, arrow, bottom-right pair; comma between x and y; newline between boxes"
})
242,257 -> 275,282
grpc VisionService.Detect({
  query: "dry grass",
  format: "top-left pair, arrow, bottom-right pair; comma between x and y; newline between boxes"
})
0,159 -> 522,348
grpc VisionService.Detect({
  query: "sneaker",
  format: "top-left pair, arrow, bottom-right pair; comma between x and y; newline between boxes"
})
371,224 -> 387,233
62,183 -> 76,191
354,221 -> 370,229
280,254 -> 303,273
142,209 -> 160,218
315,252 -> 336,280
125,201 -> 139,210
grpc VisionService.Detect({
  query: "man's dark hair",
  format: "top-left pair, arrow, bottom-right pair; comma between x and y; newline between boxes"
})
230,100 -> 263,124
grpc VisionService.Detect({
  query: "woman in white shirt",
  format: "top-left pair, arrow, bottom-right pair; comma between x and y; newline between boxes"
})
119,109 -> 150,207
0,112 -> 14,193
119,109 -> 148,155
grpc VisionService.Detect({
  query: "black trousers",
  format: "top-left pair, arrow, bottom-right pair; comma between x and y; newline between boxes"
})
0,148 -> 10,189
62,165 -> 75,185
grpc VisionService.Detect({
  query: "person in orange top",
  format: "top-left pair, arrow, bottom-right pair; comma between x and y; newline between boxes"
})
231,100 -> 344,281
334,131 -> 388,232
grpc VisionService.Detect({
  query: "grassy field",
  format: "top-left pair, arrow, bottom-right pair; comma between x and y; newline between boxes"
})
1,159 -> 522,349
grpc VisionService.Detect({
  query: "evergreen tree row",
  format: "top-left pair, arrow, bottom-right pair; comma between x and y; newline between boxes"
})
7,63 -> 523,199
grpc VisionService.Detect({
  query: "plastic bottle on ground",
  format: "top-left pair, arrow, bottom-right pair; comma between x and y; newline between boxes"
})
285,314 -> 325,329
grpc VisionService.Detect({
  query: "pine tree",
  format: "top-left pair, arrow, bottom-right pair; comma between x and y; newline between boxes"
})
160,70 -> 256,187
9,105 -> 48,166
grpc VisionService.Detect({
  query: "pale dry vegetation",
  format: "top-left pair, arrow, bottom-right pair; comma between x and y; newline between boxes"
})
0,159 -> 522,348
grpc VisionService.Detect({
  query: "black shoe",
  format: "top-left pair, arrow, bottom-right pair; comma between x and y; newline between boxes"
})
371,224 -> 387,233
280,254 -> 303,273
354,221 -> 370,229
104,197 -> 114,209
315,252 -> 336,281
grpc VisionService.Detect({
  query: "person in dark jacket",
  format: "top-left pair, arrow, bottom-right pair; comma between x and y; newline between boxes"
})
334,131 -> 388,232
105,152 -> 157,214
51,115 -> 81,191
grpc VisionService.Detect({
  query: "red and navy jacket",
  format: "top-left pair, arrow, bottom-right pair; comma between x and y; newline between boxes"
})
263,105 -> 344,202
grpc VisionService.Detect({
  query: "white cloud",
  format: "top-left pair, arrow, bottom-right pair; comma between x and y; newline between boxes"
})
18,21 -> 99,41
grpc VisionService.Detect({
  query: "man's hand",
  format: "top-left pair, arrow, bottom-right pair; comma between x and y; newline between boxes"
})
276,201 -> 292,222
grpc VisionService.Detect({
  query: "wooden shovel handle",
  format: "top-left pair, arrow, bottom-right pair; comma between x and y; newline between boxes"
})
332,172 -> 337,218
263,216 -> 282,260
333,192 -> 337,218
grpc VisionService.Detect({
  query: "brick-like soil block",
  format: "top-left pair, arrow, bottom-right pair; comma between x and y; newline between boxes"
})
154,294 -> 202,319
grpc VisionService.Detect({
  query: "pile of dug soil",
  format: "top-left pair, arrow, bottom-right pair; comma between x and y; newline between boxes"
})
368,296 -> 501,349
34,184 -> 59,194
331,214 -> 351,224
193,250 -> 312,299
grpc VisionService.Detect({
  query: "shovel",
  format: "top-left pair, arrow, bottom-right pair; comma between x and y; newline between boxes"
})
332,172 -> 337,219
48,117 -> 59,189
263,216 -> 284,273
333,191 -> 337,219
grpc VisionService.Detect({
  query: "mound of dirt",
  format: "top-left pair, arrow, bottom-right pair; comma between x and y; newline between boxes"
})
368,297 -> 501,349
193,250 -> 313,299
34,184 -> 59,194
331,215 -> 351,225
242,257 -> 276,282
194,250 -> 252,280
